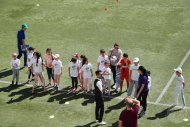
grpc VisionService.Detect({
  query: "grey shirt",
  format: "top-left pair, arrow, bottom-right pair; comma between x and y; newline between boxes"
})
109,48 -> 122,66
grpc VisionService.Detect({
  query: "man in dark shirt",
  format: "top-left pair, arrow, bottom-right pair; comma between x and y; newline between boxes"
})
17,24 -> 28,67
94,70 -> 106,125
119,97 -> 140,127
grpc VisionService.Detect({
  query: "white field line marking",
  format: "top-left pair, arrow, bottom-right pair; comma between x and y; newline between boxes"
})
156,49 -> 190,103
0,80 -> 190,110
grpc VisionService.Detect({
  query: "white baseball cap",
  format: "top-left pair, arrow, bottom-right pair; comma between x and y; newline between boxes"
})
133,57 -> 140,63
174,67 -> 182,74
54,54 -> 60,58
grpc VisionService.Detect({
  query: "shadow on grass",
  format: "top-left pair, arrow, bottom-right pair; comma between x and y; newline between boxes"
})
147,105 -> 182,120
75,121 -> 97,127
0,82 -> 27,93
0,67 -> 24,79
105,100 -> 125,114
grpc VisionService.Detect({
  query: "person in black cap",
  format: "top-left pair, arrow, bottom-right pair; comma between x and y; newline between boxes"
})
94,70 -> 106,125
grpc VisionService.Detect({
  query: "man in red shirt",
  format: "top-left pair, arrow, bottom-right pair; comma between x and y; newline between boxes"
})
119,97 -> 140,127
119,53 -> 131,92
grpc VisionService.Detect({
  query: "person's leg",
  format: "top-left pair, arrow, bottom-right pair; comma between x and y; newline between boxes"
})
32,73 -> 38,93
127,80 -> 134,97
87,78 -> 91,92
120,75 -> 124,92
17,47 -> 22,59
71,77 -> 74,89
99,102 -> 104,123
95,102 -> 100,121
107,79 -> 111,95
46,68 -> 51,85
15,69 -> 19,84
28,68 -> 32,81
23,51 -> 27,67
137,89 -> 143,105
50,68 -> 54,84
12,69 -> 16,83
75,77 -> 78,90
134,81 -> 138,98
110,65 -> 116,84
175,88 -> 179,105
39,72 -> 46,88
181,89 -> 186,107
126,75 -> 130,88
141,91 -> 148,112
83,78 -> 87,91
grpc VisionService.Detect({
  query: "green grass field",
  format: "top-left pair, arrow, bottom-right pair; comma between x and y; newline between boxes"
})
0,0 -> 190,127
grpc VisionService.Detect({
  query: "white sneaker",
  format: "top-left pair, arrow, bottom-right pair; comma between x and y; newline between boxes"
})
95,120 -> 99,123
182,106 -> 186,110
113,85 -> 116,89
98,121 -> 106,125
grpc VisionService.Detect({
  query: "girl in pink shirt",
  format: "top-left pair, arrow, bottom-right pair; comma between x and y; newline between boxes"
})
44,48 -> 54,86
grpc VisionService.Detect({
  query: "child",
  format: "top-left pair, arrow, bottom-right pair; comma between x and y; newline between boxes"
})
97,49 -> 109,71
119,53 -> 131,92
79,55 -> 86,91
32,52 -> 46,93
173,67 -> 186,109
127,57 -> 140,98
115,64 -> 121,92
44,48 -> 54,86
52,54 -> 63,91
10,53 -> 20,86
81,57 -> 93,93
68,57 -> 79,92
26,47 -> 35,84
102,61 -> 111,95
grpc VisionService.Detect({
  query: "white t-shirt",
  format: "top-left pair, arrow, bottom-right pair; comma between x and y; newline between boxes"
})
96,79 -> 103,92
68,62 -> 79,77
52,59 -> 63,75
81,63 -> 92,79
130,64 -> 140,81
27,52 -> 34,67
148,76 -> 151,89
97,55 -> 109,71
32,58 -> 43,73
102,67 -> 111,80
10,58 -> 20,70
176,75 -> 184,88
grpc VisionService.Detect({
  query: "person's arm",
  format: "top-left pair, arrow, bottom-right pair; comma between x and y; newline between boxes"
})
137,84 -> 144,98
97,63 -> 100,70
61,67 -> 63,75
183,82 -> 185,89
91,69 -> 93,77
118,120 -> 123,127
68,67 -> 71,77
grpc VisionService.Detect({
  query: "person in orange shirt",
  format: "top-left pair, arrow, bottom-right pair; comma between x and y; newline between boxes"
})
119,53 -> 131,92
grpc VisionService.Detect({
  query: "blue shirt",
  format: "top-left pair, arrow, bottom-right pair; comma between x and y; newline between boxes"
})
138,74 -> 149,91
17,29 -> 25,46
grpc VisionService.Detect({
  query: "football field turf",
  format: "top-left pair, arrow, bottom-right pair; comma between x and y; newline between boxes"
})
0,0 -> 190,126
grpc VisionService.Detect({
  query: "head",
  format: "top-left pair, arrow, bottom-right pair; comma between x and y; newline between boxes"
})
21,24 -> 28,31
138,66 -> 147,75
124,97 -> 134,109
83,57 -> 88,64
34,52 -> 41,59
100,49 -> 105,57
133,57 -> 140,65
114,43 -> 119,50
80,55 -> 86,60
104,61 -> 110,68
95,70 -> 102,79
73,53 -> 80,59
123,53 -> 128,60
54,54 -> 60,60
174,68 -> 182,76
147,70 -> 151,76
46,48 -> 52,55
12,53 -> 17,60
71,57 -> 77,63
28,47 -> 35,53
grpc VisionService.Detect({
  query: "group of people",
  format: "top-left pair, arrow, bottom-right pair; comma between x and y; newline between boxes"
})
10,24 -> 187,126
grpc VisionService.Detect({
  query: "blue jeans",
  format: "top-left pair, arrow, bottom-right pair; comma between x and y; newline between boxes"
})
17,45 -> 27,67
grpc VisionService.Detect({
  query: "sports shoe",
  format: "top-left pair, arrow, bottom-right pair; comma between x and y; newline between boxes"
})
98,121 -> 106,125
182,106 -> 186,110
95,120 -> 99,123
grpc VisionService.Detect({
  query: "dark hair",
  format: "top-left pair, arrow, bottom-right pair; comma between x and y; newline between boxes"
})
71,57 -> 77,63
147,70 -> 150,76
28,47 -> 35,51
35,52 -> 43,68
95,70 -> 102,76
100,49 -> 105,53
80,55 -> 86,59
117,64 -> 121,69
114,43 -> 119,47
82,57 -> 88,66
138,66 -> 147,76
123,53 -> 128,58
46,48 -> 52,53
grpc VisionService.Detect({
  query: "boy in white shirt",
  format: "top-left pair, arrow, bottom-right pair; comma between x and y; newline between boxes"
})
10,53 -> 20,86
127,57 -> 140,98
81,57 -> 93,93
102,61 -> 111,95
68,57 -> 79,92
27,47 -> 35,83
52,54 -> 63,91
173,67 -> 186,109
97,49 -> 109,71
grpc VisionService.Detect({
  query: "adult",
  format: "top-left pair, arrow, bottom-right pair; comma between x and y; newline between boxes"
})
119,53 -> 131,92
17,24 -> 28,67
136,66 -> 149,116
119,97 -> 140,127
97,49 -> 109,71
108,43 -> 123,85
94,70 -> 106,125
